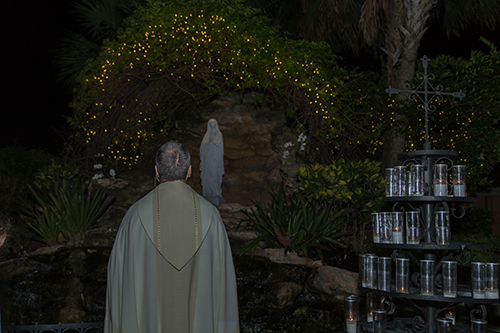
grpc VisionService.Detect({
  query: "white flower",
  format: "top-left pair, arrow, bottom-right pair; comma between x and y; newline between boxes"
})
93,164 -> 103,169
300,142 -> 306,151
92,173 -> 104,180
282,150 -> 290,160
283,141 -> 293,148
109,169 -> 116,177
298,133 -> 307,142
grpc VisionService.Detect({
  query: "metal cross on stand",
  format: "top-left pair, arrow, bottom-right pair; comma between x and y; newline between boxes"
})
386,55 -> 465,150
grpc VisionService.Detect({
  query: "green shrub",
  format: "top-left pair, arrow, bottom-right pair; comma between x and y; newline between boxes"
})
452,233 -> 500,264
451,207 -> 494,236
242,184 -> 348,259
68,0 -> 374,168
297,159 -> 385,226
33,161 -> 83,190
296,159 -> 384,251
452,207 -> 500,263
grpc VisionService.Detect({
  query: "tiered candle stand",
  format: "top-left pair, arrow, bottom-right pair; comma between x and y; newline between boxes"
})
359,147 -> 498,333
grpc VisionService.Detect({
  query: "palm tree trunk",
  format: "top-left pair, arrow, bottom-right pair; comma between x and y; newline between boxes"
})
381,0 -> 437,168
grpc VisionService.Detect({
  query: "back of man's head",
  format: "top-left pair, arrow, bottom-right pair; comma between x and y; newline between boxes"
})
155,141 -> 191,181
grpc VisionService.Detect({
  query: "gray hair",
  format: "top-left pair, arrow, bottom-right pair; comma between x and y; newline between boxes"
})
155,141 -> 191,181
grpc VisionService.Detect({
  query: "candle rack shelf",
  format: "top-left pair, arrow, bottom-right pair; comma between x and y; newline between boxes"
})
361,148 -> 499,333
385,196 -> 474,204
360,285 -> 499,304
373,242 -> 490,251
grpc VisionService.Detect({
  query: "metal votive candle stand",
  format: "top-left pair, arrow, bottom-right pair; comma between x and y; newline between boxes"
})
367,137 -> 499,331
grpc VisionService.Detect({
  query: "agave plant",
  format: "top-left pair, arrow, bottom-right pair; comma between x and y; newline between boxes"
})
50,180 -> 111,237
19,184 -> 67,245
242,183 -> 348,259
19,178 -> 111,246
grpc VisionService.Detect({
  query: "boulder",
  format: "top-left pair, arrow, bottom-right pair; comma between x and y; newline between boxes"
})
272,282 -> 304,308
308,265 -> 359,300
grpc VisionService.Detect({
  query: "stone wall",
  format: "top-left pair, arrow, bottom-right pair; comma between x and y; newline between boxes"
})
171,92 -> 287,206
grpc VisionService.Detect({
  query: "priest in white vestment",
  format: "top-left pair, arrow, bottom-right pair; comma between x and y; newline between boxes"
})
104,141 -> 240,333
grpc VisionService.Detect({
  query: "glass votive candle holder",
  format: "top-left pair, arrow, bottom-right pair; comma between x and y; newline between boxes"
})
372,309 -> 387,333
472,262 -> 486,299
471,319 -> 488,333
380,212 -> 393,244
344,295 -> 358,333
405,211 -> 421,244
360,253 -> 375,288
365,254 -> 378,289
391,211 -> 404,244
436,317 -> 453,333
442,261 -> 457,298
435,211 -> 450,245
359,253 -> 367,287
385,168 -> 395,197
452,165 -> 466,197
420,259 -> 435,296
486,262 -> 499,299
378,257 -> 392,292
366,293 -> 377,323
394,165 -> 407,196
407,169 -> 413,196
411,164 -> 425,196
396,258 -> 410,293
434,164 -> 448,196
371,212 -> 382,243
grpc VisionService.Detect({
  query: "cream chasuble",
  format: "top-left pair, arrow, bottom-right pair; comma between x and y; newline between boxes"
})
104,181 -> 240,333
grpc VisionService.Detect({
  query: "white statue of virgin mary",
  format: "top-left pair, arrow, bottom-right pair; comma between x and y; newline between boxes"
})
200,119 -> 226,205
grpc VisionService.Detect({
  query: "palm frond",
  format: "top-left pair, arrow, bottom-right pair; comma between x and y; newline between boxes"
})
54,32 -> 101,88
299,0 -> 366,53
435,0 -> 500,38
74,0 -> 123,41
359,0 -> 392,45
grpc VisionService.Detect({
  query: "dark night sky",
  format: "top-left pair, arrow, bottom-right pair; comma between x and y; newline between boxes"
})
1,2 -> 499,156
1,0 -> 74,155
